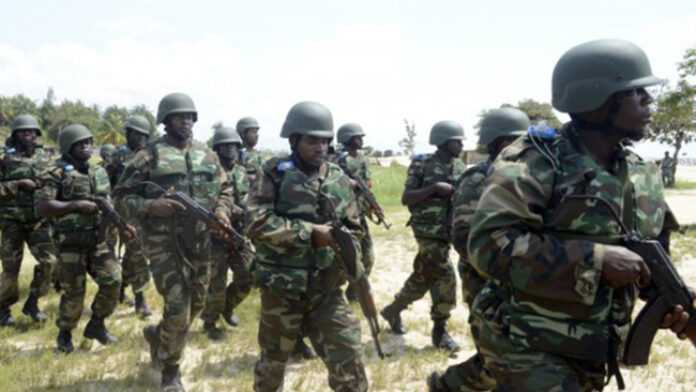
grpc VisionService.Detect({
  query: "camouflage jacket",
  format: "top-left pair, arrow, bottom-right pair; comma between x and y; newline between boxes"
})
36,157 -> 111,245
468,124 -> 678,361
334,150 -> 372,215
241,148 -> 266,187
451,159 -> 491,256
222,162 -> 249,229
0,146 -> 53,223
114,137 -> 234,242
406,152 -> 466,241
247,155 -> 363,294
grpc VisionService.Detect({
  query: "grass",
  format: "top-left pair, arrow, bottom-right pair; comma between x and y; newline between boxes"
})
672,180 -> 696,190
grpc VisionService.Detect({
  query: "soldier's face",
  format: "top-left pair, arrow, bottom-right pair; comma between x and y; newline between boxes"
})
14,129 -> 38,148
612,87 -> 654,141
348,135 -> 364,150
216,142 -> 240,162
127,129 -> 148,150
165,112 -> 195,141
70,138 -> 93,162
296,135 -> 329,168
444,139 -> 463,157
243,128 -> 259,148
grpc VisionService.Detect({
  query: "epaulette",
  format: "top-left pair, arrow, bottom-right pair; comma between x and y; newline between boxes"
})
63,163 -> 75,173
277,159 -> 295,173
4,147 -> 17,156
411,153 -> 431,161
527,124 -> 558,141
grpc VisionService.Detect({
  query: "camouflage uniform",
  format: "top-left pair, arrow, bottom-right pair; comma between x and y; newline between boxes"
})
115,136 -> 233,369
660,155 -> 674,187
389,153 -> 465,322
113,145 -> 150,297
200,163 -> 254,325
37,157 -> 122,332
0,147 -> 57,315
242,148 -> 266,187
249,155 -> 368,392
334,151 -> 375,297
467,124 -> 678,391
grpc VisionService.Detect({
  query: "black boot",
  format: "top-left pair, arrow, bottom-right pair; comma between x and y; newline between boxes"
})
84,316 -> 117,345
222,301 -> 240,327
56,329 -> 74,354
143,325 -> 161,369
120,286 -> 134,306
427,371 -> 451,392
134,292 -> 152,318
291,338 -> 316,361
381,302 -> 406,334
0,308 -> 15,327
161,364 -> 185,392
432,320 -> 459,352
22,293 -> 47,322
203,321 -> 226,341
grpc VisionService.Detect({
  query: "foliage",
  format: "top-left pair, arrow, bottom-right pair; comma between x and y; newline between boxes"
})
398,119 -> 416,156
369,163 -> 407,208
513,98 -> 562,128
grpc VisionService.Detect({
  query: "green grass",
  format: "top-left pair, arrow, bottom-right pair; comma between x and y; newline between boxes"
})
370,163 -> 407,209
672,180 -> 696,190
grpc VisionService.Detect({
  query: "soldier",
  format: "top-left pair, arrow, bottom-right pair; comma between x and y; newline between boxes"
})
0,114 -> 58,326
36,124 -> 127,353
200,126 -> 254,340
427,108 -> 530,391
466,39 -> 694,391
380,120 -> 465,352
115,115 -> 153,317
115,93 -> 233,392
334,123 -> 375,302
248,101 -> 368,392
238,116 -> 265,186
99,144 -> 118,187
660,150 -> 674,187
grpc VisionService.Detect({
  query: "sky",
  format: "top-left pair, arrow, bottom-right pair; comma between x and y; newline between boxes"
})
1,0 -> 695,158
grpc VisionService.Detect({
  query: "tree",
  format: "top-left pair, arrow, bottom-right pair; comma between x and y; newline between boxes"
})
512,99 -> 562,128
399,119 -> 416,157
0,95 -> 40,141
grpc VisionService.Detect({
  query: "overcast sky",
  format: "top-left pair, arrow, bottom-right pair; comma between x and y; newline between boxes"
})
1,0 -> 695,157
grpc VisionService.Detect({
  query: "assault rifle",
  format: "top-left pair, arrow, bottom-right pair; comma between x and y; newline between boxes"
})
564,195 -> 696,366
336,159 -> 391,230
90,196 -> 138,244
319,190 -> 386,359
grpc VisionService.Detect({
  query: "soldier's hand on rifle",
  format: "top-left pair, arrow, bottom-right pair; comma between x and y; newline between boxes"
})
601,245 -> 651,288
147,198 -> 186,218
16,179 -> 37,191
211,211 -> 232,240
349,178 -> 359,189
661,296 -> 696,339
311,224 -> 334,249
71,200 -> 99,215
121,224 -> 137,241
431,182 -> 454,197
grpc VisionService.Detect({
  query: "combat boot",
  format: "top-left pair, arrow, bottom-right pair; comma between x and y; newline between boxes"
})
84,316 -> 118,345
432,320 -> 459,352
427,372 -> 451,392
291,338 -> 316,361
222,302 -> 240,327
161,364 -> 185,392
134,292 -> 152,318
380,302 -> 406,334
144,325 -> 162,369
0,308 -> 15,327
22,293 -> 47,322
56,329 -> 74,353
120,286 -> 134,306
203,321 -> 226,341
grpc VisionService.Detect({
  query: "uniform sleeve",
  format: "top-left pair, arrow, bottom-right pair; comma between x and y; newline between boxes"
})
468,149 -> 606,305
113,150 -> 152,222
34,167 -> 60,202
0,180 -> 20,199
451,168 -> 486,256
363,157 -> 372,182
403,159 -> 424,191
246,165 -> 315,249
210,156 -> 234,218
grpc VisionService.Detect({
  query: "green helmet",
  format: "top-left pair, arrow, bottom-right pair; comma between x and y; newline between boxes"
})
478,108 -> 530,147
123,114 -> 151,135
212,126 -> 243,147
236,117 -> 259,134
280,101 -> 334,139
429,120 -> 464,146
10,114 -> 41,136
59,124 -> 93,155
337,123 -> 365,145
552,39 -> 663,113
156,93 -> 198,124
100,144 -> 116,160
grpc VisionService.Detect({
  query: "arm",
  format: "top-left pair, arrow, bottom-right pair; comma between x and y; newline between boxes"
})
468,151 -> 606,305
35,168 -> 97,218
451,168 -> 487,256
113,151 -> 153,222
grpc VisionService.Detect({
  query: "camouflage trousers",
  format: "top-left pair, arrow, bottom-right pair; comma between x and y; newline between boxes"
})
0,221 -> 57,309
201,242 -> 254,324
254,287 -> 368,392
472,289 -> 606,392
121,236 -> 150,294
391,237 -> 456,321
346,216 -> 374,299
145,232 -> 211,367
56,241 -> 121,330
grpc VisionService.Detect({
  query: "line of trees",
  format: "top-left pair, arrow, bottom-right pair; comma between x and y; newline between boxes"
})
0,88 -> 159,147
